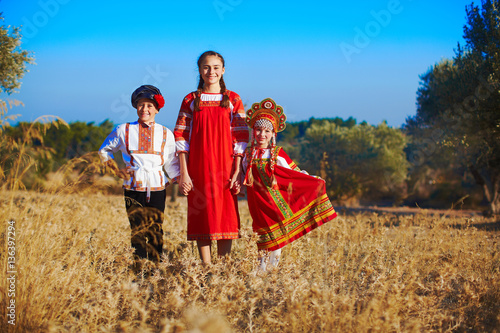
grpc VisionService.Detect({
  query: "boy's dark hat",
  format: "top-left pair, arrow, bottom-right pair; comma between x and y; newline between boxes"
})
131,85 -> 164,109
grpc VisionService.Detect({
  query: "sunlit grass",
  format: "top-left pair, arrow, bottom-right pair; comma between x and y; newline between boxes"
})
1,190 -> 499,332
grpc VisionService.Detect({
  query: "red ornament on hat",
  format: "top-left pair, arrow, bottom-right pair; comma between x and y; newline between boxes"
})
154,94 -> 165,109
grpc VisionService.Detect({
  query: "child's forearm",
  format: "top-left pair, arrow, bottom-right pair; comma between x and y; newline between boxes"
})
178,152 -> 189,176
233,155 -> 242,174
230,155 -> 243,194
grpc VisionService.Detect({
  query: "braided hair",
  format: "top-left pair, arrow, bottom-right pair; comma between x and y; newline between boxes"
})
243,119 -> 278,189
193,51 -> 230,111
269,134 -> 278,189
243,129 -> 257,186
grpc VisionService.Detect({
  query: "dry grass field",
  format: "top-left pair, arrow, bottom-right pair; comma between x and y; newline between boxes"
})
1,189 -> 499,333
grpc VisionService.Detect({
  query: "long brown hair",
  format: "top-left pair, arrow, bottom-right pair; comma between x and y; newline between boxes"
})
193,50 -> 230,111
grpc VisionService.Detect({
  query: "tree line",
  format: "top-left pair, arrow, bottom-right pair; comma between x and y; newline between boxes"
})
0,115 -> 485,212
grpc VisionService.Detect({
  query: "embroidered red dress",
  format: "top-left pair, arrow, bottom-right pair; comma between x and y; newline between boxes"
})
243,147 -> 337,251
174,91 -> 249,240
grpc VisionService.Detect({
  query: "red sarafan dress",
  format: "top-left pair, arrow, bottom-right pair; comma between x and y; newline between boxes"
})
243,147 -> 337,251
174,91 -> 249,240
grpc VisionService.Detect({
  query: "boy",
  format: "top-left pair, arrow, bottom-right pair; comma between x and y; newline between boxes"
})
99,85 -> 180,264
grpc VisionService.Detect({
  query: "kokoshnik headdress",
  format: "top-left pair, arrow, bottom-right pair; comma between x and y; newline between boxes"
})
244,98 -> 287,188
245,98 -> 287,133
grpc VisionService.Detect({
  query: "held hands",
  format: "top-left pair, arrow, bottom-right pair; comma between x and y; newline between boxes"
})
230,155 -> 243,195
179,172 -> 193,196
178,152 -> 193,196
230,170 -> 242,195
177,153 -> 242,196
179,172 -> 239,196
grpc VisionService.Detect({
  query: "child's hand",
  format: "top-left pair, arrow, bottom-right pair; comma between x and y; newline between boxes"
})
105,159 -> 118,172
179,173 -> 193,195
231,179 -> 241,195
105,160 -> 132,180
229,170 -> 242,195
116,167 -> 133,180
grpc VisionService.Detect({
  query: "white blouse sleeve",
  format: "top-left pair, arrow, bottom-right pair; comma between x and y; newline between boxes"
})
242,154 -> 249,174
98,125 -> 122,163
276,154 -> 309,174
276,156 -> 292,170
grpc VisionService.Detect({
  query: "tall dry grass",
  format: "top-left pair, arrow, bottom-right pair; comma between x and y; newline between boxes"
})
0,106 -> 499,332
1,189 -> 499,332
0,102 -> 68,192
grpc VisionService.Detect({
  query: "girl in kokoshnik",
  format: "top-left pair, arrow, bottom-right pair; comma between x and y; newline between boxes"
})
174,51 -> 249,264
242,98 -> 338,271
99,85 -> 180,265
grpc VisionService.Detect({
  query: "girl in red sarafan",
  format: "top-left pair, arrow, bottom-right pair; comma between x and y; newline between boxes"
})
174,51 -> 249,264
242,98 -> 338,271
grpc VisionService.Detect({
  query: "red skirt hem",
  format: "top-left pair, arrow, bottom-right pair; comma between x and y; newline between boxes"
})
187,232 -> 240,241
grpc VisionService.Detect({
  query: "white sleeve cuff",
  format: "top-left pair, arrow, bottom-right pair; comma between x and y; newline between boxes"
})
234,142 -> 248,155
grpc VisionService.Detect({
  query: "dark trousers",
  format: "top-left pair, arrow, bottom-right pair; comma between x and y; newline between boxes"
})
124,189 -> 166,262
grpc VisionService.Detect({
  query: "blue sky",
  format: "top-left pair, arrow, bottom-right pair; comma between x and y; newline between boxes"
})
1,0 -> 474,128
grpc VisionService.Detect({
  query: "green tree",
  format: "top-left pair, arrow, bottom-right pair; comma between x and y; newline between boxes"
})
406,0 -> 500,215
299,120 -> 408,204
0,12 -> 34,94
0,11 -> 40,191
278,117 -> 358,143
0,12 -> 71,191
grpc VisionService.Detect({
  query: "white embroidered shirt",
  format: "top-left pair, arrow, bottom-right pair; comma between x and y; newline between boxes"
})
99,121 -> 180,196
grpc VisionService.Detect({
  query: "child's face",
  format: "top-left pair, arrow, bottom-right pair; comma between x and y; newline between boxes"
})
199,55 -> 225,87
254,126 -> 274,148
136,98 -> 159,124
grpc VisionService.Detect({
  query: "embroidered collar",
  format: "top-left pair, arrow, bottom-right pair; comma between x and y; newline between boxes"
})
255,148 -> 268,158
137,120 -> 155,128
